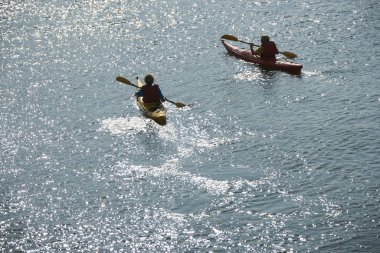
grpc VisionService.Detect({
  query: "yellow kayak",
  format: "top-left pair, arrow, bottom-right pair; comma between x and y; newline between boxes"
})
135,96 -> 167,126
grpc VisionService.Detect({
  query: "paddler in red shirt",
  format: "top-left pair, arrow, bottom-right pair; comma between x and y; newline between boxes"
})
135,74 -> 166,104
250,35 -> 279,62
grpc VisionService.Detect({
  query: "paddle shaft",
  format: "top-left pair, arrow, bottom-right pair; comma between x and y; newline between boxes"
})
165,98 -> 178,105
237,40 -> 260,47
231,39 -> 289,55
236,40 -> 296,58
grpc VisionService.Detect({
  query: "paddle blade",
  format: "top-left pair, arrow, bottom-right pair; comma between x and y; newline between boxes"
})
281,51 -> 297,59
221,34 -> 239,41
175,102 -> 187,108
165,97 -> 188,108
116,76 -> 132,85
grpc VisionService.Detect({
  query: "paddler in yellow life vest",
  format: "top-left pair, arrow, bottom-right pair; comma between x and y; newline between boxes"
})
135,74 -> 166,105
250,35 -> 279,62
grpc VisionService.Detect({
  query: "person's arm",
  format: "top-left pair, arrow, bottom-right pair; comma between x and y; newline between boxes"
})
273,43 -> 279,54
158,88 -> 165,102
255,46 -> 264,55
250,44 -> 264,55
250,43 -> 256,54
135,89 -> 143,97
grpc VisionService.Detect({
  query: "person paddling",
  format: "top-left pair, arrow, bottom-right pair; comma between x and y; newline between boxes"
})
250,35 -> 279,62
135,74 -> 166,104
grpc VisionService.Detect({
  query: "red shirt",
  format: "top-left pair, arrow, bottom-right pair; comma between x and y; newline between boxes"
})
260,41 -> 279,61
141,85 -> 162,103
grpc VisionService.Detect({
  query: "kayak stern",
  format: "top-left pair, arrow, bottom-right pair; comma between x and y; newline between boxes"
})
136,96 -> 167,126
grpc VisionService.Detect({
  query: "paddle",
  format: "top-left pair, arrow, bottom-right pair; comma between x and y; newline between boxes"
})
221,34 -> 298,59
116,76 -> 188,108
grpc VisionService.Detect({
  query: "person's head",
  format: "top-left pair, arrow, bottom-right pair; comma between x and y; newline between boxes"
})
261,35 -> 270,44
144,74 -> 154,85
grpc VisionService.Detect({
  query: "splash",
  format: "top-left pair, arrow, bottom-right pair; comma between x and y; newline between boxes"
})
99,116 -> 150,135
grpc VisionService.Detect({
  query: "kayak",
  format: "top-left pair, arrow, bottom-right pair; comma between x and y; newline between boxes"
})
221,39 -> 302,74
135,96 -> 167,125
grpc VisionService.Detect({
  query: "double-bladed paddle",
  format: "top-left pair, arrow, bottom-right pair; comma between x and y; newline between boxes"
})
116,76 -> 188,108
221,34 -> 298,59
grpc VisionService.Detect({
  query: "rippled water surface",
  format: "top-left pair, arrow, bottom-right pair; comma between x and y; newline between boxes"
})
1,0 -> 379,252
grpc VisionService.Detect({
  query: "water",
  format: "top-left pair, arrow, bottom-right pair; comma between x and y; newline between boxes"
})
1,0 -> 379,252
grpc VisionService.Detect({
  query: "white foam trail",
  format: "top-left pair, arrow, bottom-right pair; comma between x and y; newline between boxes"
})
235,70 -> 262,81
100,115 -> 243,195
115,159 -> 269,198
115,157 -> 231,195
99,116 -> 149,135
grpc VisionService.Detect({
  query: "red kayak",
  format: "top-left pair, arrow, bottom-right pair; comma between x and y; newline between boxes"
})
221,40 -> 302,75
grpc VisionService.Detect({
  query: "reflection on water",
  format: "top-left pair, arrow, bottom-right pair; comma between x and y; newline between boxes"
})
1,0 -> 380,252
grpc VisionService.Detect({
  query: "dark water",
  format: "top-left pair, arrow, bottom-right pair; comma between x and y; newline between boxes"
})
1,0 -> 379,252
